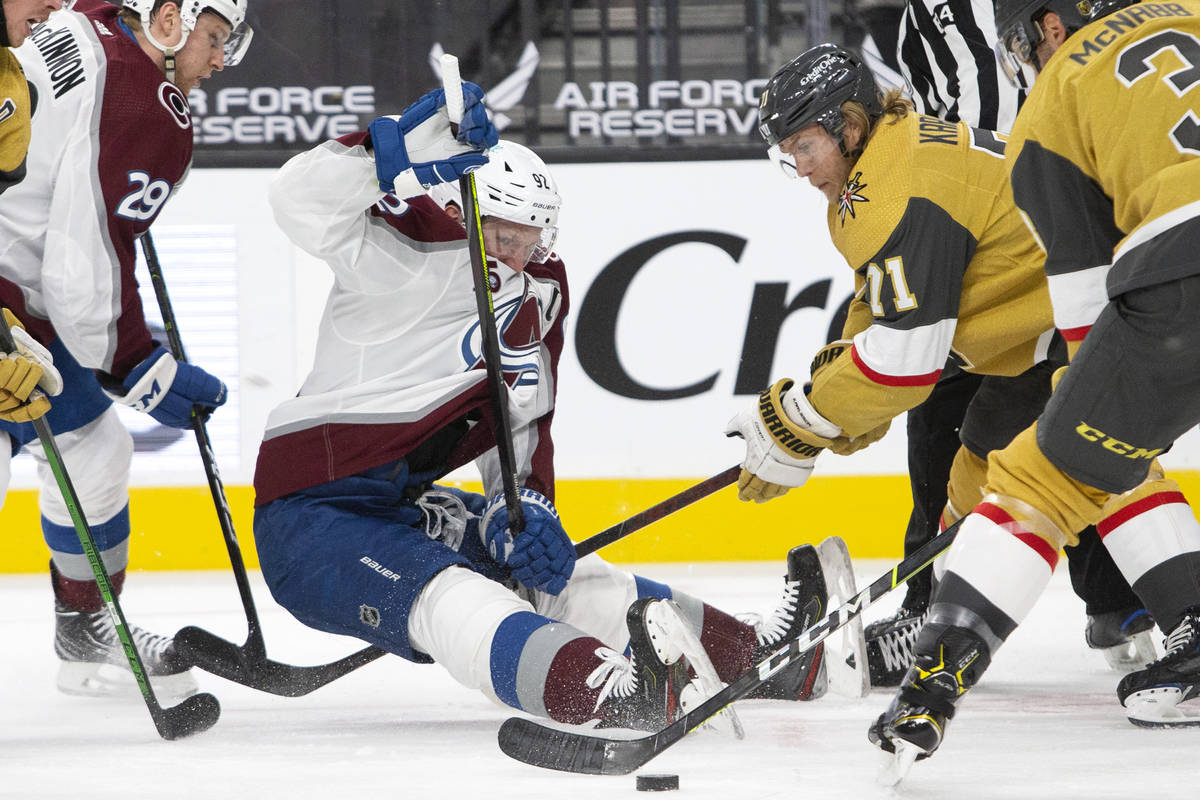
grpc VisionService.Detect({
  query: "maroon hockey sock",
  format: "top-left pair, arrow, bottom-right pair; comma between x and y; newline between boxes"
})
541,635 -> 612,724
51,561 -> 125,612
698,603 -> 758,683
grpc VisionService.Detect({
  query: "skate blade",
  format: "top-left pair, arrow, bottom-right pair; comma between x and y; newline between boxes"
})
876,740 -> 923,786
1125,687 -> 1200,728
57,661 -> 199,701
1101,631 -> 1158,673
655,600 -> 745,740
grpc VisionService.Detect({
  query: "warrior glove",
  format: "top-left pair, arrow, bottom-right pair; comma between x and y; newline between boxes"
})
369,81 -> 499,197
0,308 -> 61,423
725,378 -> 841,503
103,345 -> 226,429
481,488 -> 576,596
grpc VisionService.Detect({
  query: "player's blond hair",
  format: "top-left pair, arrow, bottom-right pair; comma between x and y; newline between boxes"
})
841,89 -> 912,148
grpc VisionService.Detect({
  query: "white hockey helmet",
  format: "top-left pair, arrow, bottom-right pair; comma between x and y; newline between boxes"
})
123,0 -> 253,68
428,140 -> 561,264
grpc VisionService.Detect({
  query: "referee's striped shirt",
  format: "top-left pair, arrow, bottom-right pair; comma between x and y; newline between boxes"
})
897,0 -> 1026,132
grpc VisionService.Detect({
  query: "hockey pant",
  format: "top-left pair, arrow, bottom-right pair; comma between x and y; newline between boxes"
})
253,462 -> 761,724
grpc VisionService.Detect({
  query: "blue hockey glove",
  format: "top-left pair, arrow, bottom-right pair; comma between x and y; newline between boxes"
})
480,488 -> 576,596
106,345 -> 227,429
369,81 -> 498,197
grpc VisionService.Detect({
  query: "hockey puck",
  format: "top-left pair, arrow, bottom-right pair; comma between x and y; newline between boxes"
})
636,774 -> 680,792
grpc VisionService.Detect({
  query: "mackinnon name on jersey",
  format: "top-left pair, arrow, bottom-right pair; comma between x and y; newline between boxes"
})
29,25 -> 85,99
1068,3 -> 1193,64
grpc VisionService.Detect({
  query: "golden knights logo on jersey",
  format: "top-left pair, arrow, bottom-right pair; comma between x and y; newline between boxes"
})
837,171 -> 869,225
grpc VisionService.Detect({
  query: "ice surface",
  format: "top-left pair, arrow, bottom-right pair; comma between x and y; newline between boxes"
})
2,561 -> 1195,799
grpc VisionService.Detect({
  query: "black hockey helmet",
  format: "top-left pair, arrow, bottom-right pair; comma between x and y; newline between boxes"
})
994,0 -> 1094,81
1085,0 -> 1138,20
757,44 -> 883,149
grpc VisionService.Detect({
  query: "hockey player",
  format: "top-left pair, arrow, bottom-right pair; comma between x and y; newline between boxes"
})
0,0 -> 251,698
1,0 -> 70,194
253,88 -> 839,733
868,0 -> 1200,770
0,2 -> 69,423
734,39 -> 1200,744
864,0 -> 1147,686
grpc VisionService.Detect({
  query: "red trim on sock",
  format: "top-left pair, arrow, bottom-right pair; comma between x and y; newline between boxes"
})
976,503 -> 1059,569
541,635 -> 608,724
699,603 -> 757,683
1098,491 -> 1188,537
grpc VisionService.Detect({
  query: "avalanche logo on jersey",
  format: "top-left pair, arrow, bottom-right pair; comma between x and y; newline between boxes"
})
837,171 -> 869,225
158,82 -> 191,130
460,292 -> 544,389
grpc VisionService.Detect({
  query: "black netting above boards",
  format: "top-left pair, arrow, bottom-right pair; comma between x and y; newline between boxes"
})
184,0 -> 862,167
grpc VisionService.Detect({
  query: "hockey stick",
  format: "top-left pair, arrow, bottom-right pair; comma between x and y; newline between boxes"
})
496,516 -> 966,774
441,52 -> 526,535
0,315 -> 220,739
138,231 -> 389,696
163,463 -> 735,696
573,465 -> 739,558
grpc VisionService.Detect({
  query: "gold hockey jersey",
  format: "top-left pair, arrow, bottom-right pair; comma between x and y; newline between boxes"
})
1007,0 -> 1200,330
0,48 -> 30,194
809,111 -> 1054,438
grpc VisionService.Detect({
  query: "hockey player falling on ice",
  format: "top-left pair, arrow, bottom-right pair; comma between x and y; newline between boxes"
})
252,85 -> 851,734
0,0 -> 251,698
867,0 -> 1200,778
732,39 -> 1200,769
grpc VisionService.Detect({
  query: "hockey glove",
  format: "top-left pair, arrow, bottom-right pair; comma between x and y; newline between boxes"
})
0,308 -> 62,423
725,378 -> 841,503
369,82 -> 498,197
480,488 -> 576,596
105,345 -> 227,429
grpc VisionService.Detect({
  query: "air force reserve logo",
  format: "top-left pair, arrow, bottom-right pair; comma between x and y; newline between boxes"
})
837,171 -> 869,225
429,41 -> 540,131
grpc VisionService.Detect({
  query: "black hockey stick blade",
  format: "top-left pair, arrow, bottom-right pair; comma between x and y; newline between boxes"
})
154,691 -> 222,740
497,518 -> 964,774
175,626 -> 387,697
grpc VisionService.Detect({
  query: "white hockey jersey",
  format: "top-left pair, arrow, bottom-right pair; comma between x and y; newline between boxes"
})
253,134 -> 568,506
0,0 -> 192,377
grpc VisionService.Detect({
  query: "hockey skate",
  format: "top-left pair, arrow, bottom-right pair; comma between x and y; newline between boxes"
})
55,602 -> 198,699
1086,606 -> 1157,672
742,538 -> 866,700
593,598 -> 742,737
868,625 -> 990,785
1117,610 -> 1200,728
863,603 -> 928,688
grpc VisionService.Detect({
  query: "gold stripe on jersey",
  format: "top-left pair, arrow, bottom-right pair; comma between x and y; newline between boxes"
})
0,49 -> 30,194
809,111 -> 1053,438
1008,1 -> 1200,294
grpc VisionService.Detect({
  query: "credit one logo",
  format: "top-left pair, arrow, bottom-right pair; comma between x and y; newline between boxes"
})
575,231 -> 838,399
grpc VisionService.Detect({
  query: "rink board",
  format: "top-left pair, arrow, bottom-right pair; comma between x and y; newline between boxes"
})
4,469 -> 1200,573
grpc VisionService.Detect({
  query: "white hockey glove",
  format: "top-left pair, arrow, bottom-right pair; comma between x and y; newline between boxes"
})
725,378 -> 841,503
0,308 -> 61,424
368,82 -> 498,198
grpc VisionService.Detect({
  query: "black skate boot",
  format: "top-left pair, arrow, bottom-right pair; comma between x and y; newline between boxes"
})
55,602 -> 198,699
868,625 -> 991,783
594,598 -> 740,735
1086,605 -> 1157,672
863,602 -> 928,688
745,544 -> 828,701
1117,609 -> 1200,728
